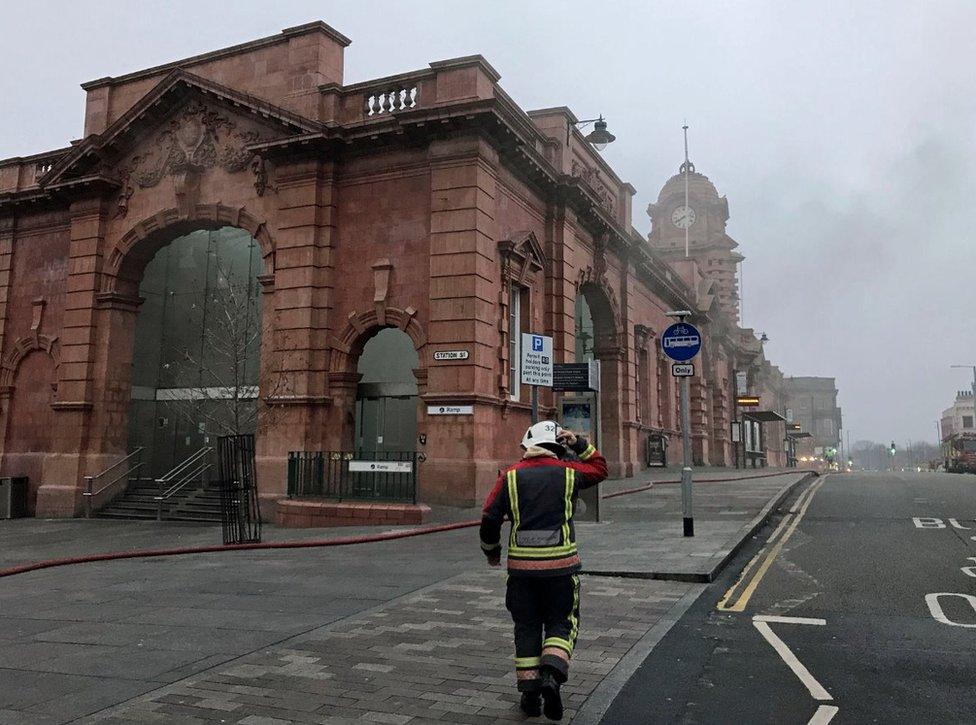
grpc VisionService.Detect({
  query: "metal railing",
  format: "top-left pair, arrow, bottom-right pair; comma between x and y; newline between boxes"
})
82,447 -> 145,518
217,434 -> 261,545
287,450 -> 417,503
154,446 -> 213,521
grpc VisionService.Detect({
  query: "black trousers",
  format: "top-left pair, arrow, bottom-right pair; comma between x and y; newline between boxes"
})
505,574 -> 580,691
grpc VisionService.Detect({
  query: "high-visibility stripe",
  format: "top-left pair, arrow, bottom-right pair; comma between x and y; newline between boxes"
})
515,656 -> 542,668
507,544 -> 578,558
481,540 -> 500,552
562,467 -> 573,545
507,470 -> 519,548
579,443 -> 596,460
568,574 -> 580,644
543,636 -> 574,655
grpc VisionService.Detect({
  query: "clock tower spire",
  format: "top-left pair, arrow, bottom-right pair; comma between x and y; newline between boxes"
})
647,161 -> 743,324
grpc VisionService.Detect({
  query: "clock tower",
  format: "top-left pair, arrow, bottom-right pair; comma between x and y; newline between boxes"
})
647,162 -> 743,324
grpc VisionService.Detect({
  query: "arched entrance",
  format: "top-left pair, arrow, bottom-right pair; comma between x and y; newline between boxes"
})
354,328 -> 419,454
127,226 -> 263,476
2,351 -> 56,514
574,284 -> 619,447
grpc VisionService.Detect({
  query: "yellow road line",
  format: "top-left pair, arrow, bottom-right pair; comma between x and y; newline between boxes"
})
716,480 -> 819,610
717,476 -> 827,612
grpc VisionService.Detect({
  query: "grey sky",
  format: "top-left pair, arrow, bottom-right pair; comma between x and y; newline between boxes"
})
3,0 -> 974,445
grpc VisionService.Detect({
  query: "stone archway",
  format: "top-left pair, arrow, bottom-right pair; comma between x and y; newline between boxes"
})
328,307 -> 427,454
105,204 -> 275,299
0,334 -> 59,513
124,225 -> 266,477
574,278 -> 626,478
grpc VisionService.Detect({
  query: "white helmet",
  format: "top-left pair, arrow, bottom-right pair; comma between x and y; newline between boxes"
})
521,420 -> 563,451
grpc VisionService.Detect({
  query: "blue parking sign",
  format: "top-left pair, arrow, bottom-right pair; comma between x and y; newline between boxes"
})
661,322 -> 702,362
532,335 -> 544,352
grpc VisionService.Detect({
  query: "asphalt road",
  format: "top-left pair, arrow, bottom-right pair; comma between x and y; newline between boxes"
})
603,471 -> 976,724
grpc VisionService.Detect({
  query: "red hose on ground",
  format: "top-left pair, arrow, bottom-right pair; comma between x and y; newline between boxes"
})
0,469 -> 816,580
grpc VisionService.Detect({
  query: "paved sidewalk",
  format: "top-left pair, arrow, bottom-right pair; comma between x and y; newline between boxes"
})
0,468 -> 814,724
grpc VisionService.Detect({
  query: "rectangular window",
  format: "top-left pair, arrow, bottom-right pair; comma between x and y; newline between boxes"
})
964,416 -> 974,429
508,285 -> 529,400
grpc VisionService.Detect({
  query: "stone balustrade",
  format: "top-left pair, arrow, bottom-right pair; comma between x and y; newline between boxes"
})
364,86 -> 419,116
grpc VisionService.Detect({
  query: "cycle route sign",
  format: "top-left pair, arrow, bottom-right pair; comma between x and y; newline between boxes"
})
661,322 -> 702,362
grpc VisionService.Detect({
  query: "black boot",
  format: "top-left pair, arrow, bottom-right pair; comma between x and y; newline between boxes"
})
520,691 -> 542,717
540,669 -> 563,721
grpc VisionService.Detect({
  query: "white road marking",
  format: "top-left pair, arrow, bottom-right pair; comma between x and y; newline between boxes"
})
755,614 -> 827,626
753,618 -> 832,701
808,704 -> 840,724
925,592 -> 976,628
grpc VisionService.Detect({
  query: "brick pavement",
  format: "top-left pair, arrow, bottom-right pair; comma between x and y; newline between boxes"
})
0,469 -> 814,724
83,571 -> 699,724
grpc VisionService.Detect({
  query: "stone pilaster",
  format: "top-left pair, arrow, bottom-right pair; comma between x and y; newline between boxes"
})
261,157 -> 337,498
423,136 -> 499,505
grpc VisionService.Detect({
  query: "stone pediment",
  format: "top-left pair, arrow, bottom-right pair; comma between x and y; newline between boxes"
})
38,70 -> 321,196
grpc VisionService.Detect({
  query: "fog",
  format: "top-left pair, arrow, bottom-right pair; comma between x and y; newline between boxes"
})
3,0 -> 973,444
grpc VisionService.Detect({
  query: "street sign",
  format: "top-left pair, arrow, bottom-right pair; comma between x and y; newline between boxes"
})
735,371 -> 748,395
730,421 -> 742,443
348,461 -> 413,473
521,333 -> 553,386
427,405 -> 474,415
433,350 -> 469,361
552,361 -> 600,392
736,396 -> 761,407
672,363 -> 694,377
661,322 -> 702,362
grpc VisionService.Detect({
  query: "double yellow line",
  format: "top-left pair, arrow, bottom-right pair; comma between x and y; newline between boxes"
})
717,476 -> 827,612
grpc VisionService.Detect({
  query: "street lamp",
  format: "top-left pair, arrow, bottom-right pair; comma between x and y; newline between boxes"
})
571,115 -> 616,151
759,332 -> 769,345
950,365 -> 976,432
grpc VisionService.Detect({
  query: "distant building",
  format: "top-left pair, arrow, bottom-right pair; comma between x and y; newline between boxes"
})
940,391 -> 974,440
785,377 -> 842,454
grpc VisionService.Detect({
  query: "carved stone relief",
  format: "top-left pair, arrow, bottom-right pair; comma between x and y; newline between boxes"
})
115,100 -> 273,218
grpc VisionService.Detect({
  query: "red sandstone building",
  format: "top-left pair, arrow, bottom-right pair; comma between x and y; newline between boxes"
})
0,22 -> 789,523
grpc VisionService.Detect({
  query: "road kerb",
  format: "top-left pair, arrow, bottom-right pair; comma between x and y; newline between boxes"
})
571,582 -> 708,725
585,471 -> 818,584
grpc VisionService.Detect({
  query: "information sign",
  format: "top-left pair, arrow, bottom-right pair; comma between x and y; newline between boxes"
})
433,350 -> 469,361
553,361 -> 600,392
672,363 -> 695,377
348,461 -> 413,473
661,322 -> 702,362
520,334 -> 553,387
427,405 -> 474,415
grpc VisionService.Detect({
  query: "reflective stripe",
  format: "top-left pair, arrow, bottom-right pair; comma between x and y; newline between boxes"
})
515,656 -> 542,668
543,636 -> 574,655
508,544 -> 578,558
507,470 -> 519,548
579,443 -> 596,460
569,574 -> 580,644
563,467 -> 573,546
481,540 -> 500,552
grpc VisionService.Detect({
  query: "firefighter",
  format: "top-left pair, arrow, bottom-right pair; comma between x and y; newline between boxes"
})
480,420 -> 608,720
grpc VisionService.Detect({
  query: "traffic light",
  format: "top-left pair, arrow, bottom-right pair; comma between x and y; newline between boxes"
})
890,441 -> 896,456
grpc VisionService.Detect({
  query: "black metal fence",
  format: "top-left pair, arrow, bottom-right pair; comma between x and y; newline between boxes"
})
217,434 -> 262,545
287,450 -> 417,503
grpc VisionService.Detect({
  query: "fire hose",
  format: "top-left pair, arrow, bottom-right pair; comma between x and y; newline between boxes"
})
0,469 -> 814,580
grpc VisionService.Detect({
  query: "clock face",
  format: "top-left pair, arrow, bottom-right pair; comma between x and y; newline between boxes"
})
671,205 -> 697,229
